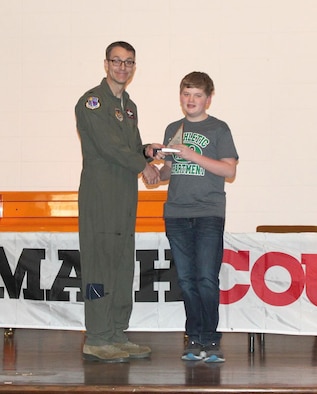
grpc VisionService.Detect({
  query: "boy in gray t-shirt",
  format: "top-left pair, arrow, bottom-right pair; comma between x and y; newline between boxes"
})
159,71 -> 239,363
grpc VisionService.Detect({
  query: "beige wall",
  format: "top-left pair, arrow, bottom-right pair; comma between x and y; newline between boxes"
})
1,0 -> 317,232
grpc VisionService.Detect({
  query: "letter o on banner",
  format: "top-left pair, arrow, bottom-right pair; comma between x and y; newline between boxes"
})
251,252 -> 305,306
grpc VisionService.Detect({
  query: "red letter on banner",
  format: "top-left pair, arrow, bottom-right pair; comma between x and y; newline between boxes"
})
251,252 -> 305,306
302,253 -> 317,306
220,250 -> 250,304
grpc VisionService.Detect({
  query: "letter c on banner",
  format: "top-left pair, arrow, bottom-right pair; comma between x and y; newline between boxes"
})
220,249 -> 250,304
251,252 -> 305,306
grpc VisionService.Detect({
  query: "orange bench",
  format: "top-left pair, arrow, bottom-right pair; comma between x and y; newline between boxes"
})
0,191 -> 167,233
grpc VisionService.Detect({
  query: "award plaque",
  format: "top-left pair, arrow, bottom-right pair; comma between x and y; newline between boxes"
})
167,123 -> 183,146
153,123 -> 184,155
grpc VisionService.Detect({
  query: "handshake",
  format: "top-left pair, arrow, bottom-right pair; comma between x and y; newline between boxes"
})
142,163 -> 161,185
141,143 -> 165,186
141,143 -> 182,185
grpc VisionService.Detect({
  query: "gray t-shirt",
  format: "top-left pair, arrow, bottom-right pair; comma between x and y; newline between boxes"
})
163,115 -> 238,219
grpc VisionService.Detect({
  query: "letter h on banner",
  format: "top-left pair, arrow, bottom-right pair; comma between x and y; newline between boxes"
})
135,249 -> 182,303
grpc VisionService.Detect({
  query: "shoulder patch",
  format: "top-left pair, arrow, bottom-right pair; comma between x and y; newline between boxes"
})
85,96 -> 100,110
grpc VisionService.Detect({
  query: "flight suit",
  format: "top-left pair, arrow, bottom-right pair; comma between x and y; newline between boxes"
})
75,78 -> 147,345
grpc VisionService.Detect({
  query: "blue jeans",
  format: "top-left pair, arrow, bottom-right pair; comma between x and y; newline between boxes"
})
165,216 -> 224,345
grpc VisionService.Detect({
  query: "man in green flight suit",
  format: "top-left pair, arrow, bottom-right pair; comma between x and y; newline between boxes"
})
75,41 -> 163,363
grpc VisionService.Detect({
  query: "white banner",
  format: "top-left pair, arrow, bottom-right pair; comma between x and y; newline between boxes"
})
1,232 -> 317,335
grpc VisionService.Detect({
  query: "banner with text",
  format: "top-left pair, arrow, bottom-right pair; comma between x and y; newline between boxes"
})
1,232 -> 317,335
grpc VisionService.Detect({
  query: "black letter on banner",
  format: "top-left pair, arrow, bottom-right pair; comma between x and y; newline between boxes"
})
162,249 -> 182,302
0,247 -> 45,300
46,250 -> 83,302
135,249 -> 182,302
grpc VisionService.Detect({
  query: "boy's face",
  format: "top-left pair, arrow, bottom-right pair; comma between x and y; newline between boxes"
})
180,87 -> 211,121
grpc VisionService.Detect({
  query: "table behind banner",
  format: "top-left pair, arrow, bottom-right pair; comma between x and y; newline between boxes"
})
1,231 -> 317,335
0,190 -> 164,337
0,191 -> 167,232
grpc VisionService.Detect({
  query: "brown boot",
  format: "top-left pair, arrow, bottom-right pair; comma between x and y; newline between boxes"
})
114,341 -> 151,359
83,344 -> 129,363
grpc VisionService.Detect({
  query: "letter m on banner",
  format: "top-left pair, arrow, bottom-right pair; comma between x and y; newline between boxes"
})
0,247 -> 45,300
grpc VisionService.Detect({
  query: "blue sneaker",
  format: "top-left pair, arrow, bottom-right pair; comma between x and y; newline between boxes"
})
181,341 -> 203,361
201,342 -> 225,363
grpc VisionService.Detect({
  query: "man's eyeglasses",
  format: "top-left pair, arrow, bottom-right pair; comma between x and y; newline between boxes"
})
108,59 -> 135,68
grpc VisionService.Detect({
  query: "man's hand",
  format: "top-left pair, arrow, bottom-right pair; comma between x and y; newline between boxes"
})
142,163 -> 160,185
145,143 -> 165,160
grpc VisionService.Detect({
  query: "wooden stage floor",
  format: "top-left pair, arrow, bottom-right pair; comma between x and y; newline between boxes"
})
1,328 -> 317,394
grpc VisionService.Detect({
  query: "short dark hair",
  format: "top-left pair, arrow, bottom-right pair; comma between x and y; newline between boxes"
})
180,72 -> 214,96
105,41 -> 136,59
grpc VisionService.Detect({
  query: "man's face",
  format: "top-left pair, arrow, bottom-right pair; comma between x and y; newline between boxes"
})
104,46 -> 135,86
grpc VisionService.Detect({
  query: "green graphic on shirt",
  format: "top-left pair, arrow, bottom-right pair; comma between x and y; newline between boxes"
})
171,163 -> 205,176
183,132 -> 209,148
172,132 -> 209,176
